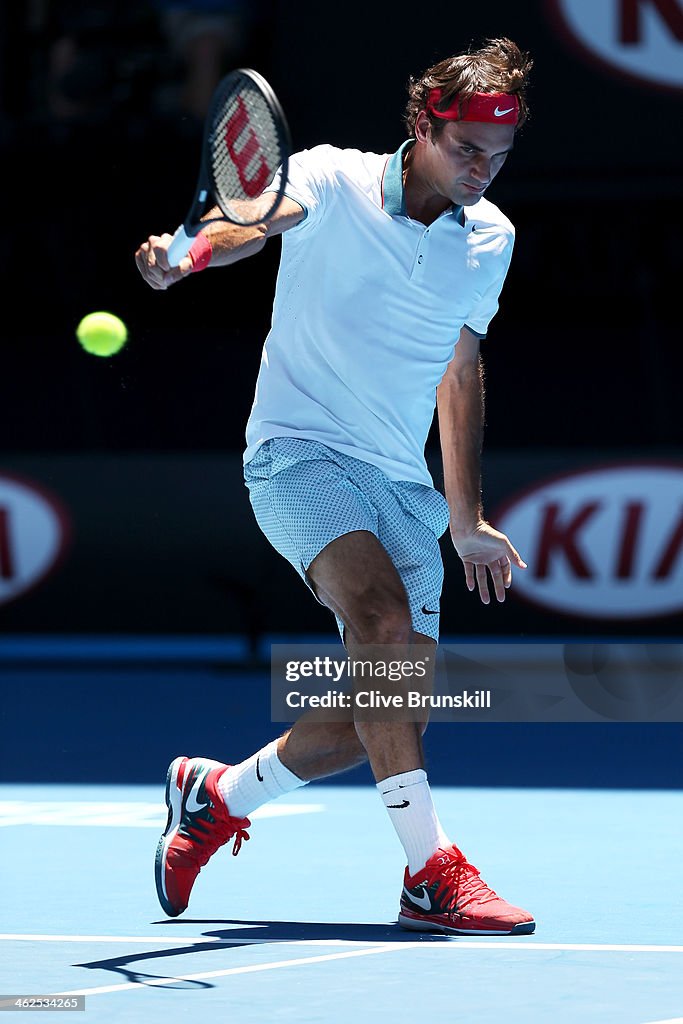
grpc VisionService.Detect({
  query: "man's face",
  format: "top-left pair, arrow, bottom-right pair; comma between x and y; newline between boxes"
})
415,113 -> 516,206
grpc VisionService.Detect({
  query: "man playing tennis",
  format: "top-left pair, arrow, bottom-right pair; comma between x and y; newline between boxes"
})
136,37 -> 535,935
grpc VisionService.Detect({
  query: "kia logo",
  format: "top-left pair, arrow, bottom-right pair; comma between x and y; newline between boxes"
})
493,463 -> 683,620
0,472 -> 71,606
547,0 -> 683,91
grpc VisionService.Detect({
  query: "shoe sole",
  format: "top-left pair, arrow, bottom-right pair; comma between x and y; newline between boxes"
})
154,756 -> 187,917
398,912 -> 536,936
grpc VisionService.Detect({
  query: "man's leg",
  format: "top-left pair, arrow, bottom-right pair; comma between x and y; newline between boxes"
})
278,529 -> 431,780
283,528 -> 449,876
220,530 -> 434,822
274,529 -> 534,936
155,528 -> 439,917
156,523 -> 534,931
157,441 -> 533,930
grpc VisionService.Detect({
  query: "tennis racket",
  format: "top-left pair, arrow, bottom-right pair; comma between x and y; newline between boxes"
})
167,68 -> 291,267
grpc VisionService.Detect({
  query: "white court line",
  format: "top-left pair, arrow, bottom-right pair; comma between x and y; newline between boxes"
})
640,1018 -> 683,1024
2,934 -> 683,953
0,934 -> 378,947
0,801 -> 324,828
53,944 -> 406,997
4,935 -> 683,1003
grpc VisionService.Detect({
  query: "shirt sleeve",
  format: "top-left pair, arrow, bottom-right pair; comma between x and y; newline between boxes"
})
464,230 -> 515,339
263,145 -> 337,231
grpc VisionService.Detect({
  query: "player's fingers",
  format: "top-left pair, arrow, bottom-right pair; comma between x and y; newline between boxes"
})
134,243 -> 150,272
488,561 -> 506,603
139,238 -> 160,272
160,253 -> 194,288
134,246 -> 163,289
500,555 -> 513,589
475,563 -> 490,604
134,248 -> 147,276
147,236 -> 165,271
463,560 -> 475,592
145,264 -> 167,290
135,235 -> 190,290
151,233 -> 175,273
146,236 -> 161,265
507,539 -> 528,570
141,236 -> 175,289
160,263 -> 191,288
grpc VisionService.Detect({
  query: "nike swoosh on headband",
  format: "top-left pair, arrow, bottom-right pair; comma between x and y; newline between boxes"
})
427,89 -> 519,124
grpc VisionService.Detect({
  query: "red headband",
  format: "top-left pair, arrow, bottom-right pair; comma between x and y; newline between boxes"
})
427,89 -> 519,125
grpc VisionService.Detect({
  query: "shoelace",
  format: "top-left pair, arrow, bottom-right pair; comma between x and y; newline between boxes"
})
229,819 -> 250,857
425,845 -> 500,912
186,812 -> 251,867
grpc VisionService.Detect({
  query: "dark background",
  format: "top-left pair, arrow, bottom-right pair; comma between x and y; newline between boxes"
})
0,0 -> 682,645
1,1 -> 681,784
2,0 -> 681,455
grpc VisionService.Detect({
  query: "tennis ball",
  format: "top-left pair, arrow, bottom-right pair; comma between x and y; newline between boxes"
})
76,312 -> 128,357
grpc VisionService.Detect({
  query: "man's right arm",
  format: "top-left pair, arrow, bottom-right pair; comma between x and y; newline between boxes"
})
134,194 -> 305,291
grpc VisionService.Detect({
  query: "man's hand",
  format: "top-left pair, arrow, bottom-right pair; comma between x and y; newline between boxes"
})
451,521 -> 527,604
135,234 -> 192,291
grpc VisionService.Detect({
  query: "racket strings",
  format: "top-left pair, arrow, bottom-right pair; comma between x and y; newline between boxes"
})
209,79 -> 284,216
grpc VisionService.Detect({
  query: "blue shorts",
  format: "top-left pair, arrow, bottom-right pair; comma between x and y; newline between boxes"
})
243,438 -> 450,641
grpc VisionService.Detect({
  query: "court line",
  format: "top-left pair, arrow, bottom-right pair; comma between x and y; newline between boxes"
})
53,944 -> 408,996
640,1018 -> 683,1024
2,934 -> 683,953
0,800 -> 324,828
0,934 -> 381,947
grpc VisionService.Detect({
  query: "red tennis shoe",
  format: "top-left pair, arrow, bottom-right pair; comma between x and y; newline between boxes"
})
155,756 -> 250,917
399,843 -> 535,935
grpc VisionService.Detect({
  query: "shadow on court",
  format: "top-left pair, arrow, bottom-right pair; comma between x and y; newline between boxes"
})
154,919 -> 449,941
74,920 -> 449,989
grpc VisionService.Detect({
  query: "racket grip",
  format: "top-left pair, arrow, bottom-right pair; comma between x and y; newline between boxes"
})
167,225 -> 195,267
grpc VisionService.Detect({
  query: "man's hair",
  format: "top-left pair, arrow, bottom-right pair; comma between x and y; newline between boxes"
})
404,38 -> 533,137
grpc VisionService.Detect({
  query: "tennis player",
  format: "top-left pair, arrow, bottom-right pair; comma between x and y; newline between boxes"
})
136,37 -> 535,935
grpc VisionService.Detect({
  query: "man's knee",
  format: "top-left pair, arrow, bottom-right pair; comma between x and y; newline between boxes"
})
345,585 -> 413,645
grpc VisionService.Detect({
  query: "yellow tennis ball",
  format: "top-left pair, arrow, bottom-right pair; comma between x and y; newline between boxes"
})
76,312 -> 128,357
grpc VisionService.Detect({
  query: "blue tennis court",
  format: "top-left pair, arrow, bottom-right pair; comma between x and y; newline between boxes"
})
2,648 -> 682,1024
5,3 -> 683,1022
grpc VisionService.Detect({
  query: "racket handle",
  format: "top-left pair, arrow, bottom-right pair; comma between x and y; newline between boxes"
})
167,225 -> 196,268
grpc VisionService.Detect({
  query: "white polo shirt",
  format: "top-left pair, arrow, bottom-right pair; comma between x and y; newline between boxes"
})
244,141 -> 515,486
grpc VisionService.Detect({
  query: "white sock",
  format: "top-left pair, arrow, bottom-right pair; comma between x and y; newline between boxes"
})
377,768 -> 450,876
217,739 -> 307,818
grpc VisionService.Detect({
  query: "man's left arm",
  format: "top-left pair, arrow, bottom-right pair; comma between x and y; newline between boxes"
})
436,326 -> 527,604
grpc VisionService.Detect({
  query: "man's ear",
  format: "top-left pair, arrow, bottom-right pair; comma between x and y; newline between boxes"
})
414,110 -> 432,144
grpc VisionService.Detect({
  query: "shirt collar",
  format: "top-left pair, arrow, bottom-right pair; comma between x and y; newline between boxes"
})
381,139 -> 414,216
381,139 -> 464,224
